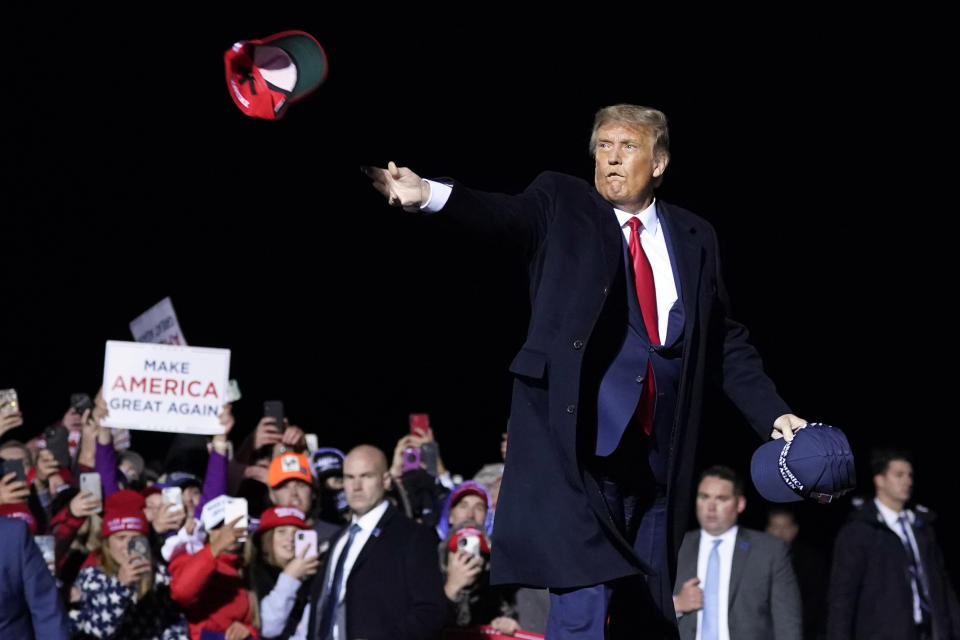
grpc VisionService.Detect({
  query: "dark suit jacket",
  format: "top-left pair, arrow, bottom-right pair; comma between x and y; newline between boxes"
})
674,527 -> 802,640
0,518 -> 70,639
439,171 -> 790,588
308,502 -> 447,640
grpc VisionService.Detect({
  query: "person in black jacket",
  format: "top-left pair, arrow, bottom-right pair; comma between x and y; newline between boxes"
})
827,448 -> 960,640
308,444 -> 447,640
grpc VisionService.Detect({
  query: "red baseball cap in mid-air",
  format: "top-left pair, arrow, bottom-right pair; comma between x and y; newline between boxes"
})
224,30 -> 328,120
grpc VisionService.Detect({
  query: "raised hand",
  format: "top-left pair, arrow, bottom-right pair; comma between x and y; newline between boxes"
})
282,543 -> 321,580
0,472 -> 30,504
443,549 -> 483,599
69,490 -> 102,518
361,161 -> 429,210
254,417 -> 284,450
153,502 -> 186,534
0,411 -> 24,437
117,553 -> 152,586
208,516 -> 247,557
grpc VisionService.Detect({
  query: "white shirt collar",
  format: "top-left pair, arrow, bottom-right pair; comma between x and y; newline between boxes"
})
875,497 -> 914,526
351,499 -> 389,533
700,524 -> 739,547
614,199 -> 659,236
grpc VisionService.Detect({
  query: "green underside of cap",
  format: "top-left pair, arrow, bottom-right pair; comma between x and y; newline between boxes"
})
268,34 -> 326,98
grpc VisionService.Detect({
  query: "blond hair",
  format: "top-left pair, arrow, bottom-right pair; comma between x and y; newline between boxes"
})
588,104 -> 670,163
100,534 -> 154,600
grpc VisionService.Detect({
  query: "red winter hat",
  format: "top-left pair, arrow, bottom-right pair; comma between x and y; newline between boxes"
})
0,502 -> 38,534
101,489 -> 149,538
224,30 -> 328,120
256,506 -> 308,538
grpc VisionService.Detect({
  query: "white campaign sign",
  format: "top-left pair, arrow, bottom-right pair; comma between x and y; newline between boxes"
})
101,341 -> 230,435
129,297 -> 186,345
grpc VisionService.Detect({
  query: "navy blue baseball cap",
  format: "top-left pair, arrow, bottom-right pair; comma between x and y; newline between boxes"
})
750,422 -> 855,503
310,447 -> 344,479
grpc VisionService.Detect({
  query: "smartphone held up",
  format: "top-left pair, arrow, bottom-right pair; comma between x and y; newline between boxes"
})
295,529 -> 318,559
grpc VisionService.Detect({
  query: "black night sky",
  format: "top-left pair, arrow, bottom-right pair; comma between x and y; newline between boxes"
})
4,8 -> 957,581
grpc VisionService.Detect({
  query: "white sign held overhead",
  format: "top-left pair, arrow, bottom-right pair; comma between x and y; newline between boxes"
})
102,341 -> 230,435
129,297 -> 186,345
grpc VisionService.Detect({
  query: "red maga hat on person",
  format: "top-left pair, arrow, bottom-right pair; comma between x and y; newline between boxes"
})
449,483 -> 488,509
256,506 -> 308,537
101,489 -> 150,538
224,30 -> 328,120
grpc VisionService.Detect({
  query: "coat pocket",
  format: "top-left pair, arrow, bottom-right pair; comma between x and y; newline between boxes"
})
508,347 -> 548,380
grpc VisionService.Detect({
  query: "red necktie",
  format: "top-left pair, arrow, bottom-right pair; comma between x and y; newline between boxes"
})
626,217 -> 659,435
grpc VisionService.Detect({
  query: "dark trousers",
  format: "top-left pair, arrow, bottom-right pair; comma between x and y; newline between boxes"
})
546,432 -> 678,640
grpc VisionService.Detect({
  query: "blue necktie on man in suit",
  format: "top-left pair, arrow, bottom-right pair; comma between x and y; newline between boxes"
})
701,538 -> 722,640
897,514 -> 931,622
318,523 -> 362,640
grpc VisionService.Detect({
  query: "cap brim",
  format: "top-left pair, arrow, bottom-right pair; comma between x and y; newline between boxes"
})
751,439 -> 803,503
260,31 -> 328,101
269,472 -> 313,488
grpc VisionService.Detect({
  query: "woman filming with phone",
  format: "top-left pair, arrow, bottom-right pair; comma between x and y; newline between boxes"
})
169,495 -> 258,640
251,506 -> 320,640
67,489 -> 189,639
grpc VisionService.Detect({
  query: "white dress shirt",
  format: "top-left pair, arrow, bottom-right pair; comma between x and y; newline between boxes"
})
421,181 -> 678,343
324,498 -> 389,640
875,498 -> 925,624
695,525 -> 738,640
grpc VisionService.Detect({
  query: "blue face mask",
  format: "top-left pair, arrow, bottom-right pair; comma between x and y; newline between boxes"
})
335,490 -> 348,513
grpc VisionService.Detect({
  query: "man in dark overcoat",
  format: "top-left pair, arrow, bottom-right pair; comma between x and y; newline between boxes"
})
363,104 -> 806,639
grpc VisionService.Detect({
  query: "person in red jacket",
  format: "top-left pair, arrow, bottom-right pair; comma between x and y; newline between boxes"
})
169,495 -> 258,640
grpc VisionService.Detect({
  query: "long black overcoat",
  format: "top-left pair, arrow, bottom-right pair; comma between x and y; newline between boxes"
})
440,171 -> 790,588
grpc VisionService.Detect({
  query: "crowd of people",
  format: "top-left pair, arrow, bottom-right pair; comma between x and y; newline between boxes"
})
1,390 -> 958,639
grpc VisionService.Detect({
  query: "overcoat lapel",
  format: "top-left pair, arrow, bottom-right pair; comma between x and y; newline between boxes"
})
657,202 -> 702,346
594,190 -> 626,288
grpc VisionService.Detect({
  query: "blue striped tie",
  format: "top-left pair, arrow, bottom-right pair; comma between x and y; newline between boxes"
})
701,538 -> 722,640
897,514 -> 931,622
318,523 -> 362,640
